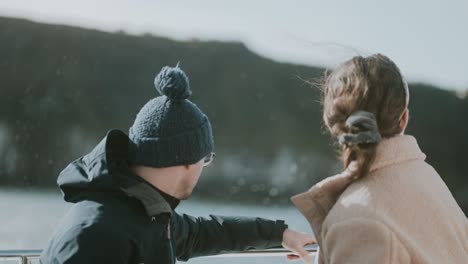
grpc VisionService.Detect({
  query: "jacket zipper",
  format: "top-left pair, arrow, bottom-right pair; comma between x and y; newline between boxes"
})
150,216 -> 171,239
167,222 -> 171,239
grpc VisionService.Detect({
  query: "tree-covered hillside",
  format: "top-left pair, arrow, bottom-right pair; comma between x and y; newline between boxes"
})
1,17 -> 467,213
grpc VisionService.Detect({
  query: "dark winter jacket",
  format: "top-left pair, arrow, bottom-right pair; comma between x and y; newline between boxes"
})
40,129 -> 287,264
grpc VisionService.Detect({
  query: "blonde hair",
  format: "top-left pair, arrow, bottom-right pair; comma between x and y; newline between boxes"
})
322,54 -> 408,178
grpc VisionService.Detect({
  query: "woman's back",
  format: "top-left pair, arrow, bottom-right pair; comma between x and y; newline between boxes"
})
321,135 -> 467,263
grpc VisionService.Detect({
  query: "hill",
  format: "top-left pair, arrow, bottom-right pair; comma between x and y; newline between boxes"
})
0,17 -> 467,212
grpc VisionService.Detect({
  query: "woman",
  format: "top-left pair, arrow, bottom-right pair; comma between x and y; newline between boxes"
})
292,54 -> 467,263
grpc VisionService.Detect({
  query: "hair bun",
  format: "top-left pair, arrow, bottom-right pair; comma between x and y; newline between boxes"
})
345,111 -> 379,132
154,65 -> 192,101
339,111 -> 382,145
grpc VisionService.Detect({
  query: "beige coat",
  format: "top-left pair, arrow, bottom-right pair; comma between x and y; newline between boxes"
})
292,135 -> 468,263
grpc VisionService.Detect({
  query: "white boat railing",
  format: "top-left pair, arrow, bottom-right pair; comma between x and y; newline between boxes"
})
0,250 -> 42,264
0,245 -> 318,264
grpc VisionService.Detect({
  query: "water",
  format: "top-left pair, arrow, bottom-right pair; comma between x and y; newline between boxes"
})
0,188 -> 314,263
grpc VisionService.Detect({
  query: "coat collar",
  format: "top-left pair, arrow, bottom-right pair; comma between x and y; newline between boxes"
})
370,134 -> 426,172
291,135 -> 426,258
106,129 -> 173,217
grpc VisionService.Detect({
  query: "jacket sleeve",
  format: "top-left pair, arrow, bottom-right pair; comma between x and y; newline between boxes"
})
321,218 -> 410,264
44,225 -> 132,264
173,213 -> 287,261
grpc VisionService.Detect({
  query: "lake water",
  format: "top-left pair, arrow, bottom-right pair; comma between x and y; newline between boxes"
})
0,188 -> 315,263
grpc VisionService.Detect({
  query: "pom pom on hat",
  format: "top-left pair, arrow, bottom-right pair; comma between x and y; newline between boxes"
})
154,63 -> 192,101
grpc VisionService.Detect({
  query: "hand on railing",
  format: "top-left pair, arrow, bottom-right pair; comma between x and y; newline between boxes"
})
281,228 -> 316,263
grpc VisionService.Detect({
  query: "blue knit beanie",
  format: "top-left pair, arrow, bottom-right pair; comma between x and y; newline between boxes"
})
128,65 -> 214,168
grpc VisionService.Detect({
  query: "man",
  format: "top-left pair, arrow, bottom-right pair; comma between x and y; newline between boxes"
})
40,65 -> 314,263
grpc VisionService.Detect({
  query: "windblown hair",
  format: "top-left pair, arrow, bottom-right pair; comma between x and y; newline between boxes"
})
322,54 -> 409,178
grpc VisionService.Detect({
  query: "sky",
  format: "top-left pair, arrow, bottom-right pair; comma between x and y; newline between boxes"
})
1,0 -> 467,91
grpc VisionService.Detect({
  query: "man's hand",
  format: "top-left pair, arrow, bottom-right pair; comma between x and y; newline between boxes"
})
282,228 -> 316,263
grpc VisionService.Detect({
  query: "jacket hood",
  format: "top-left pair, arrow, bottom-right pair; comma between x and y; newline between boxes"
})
57,129 -> 172,216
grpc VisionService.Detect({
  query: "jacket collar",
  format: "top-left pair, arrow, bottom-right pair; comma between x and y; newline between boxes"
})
370,134 -> 426,172
105,129 -> 173,217
115,173 -> 173,217
291,135 -> 426,252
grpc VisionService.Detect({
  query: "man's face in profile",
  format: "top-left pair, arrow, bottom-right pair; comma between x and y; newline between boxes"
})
180,159 -> 204,199
180,152 -> 214,199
